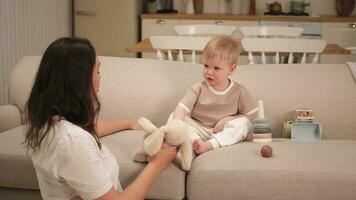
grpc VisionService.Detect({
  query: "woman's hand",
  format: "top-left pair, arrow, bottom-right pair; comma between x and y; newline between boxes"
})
97,145 -> 179,200
149,145 -> 178,171
130,121 -> 142,130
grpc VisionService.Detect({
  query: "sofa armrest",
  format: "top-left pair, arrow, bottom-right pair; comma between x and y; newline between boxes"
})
0,105 -> 22,133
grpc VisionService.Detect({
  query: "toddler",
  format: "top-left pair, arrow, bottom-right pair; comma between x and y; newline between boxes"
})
173,35 -> 258,155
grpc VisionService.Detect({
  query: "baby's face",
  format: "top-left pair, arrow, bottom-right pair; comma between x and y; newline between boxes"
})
202,55 -> 236,89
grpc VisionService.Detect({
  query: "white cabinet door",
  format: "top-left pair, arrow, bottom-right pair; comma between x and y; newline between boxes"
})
141,19 -> 180,59
141,18 -> 259,40
180,20 -> 259,39
322,22 -> 356,48
321,22 -> 356,63
141,19 -> 180,39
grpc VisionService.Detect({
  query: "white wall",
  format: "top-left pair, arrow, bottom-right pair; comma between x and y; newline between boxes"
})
0,0 -> 71,105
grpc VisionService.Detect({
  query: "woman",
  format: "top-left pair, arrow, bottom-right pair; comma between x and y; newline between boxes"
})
24,37 -> 177,200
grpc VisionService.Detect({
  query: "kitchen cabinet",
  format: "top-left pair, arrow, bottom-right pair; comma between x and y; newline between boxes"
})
141,18 -> 257,61
74,0 -> 141,57
322,22 -> 356,48
141,19 -> 258,39
142,19 -> 180,39
321,22 -> 356,63
178,20 -> 259,39
141,18 -> 180,59
141,15 -> 356,63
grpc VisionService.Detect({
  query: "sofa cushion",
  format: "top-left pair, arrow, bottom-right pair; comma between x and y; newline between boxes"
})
8,56 -> 41,121
187,138 -> 356,200
0,187 -> 41,200
98,57 -> 202,126
9,57 -> 356,139
0,126 -> 185,200
101,131 -> 186,200
0,126 -> 37,189
235,64 -> 356,139
0,105 -> 21,132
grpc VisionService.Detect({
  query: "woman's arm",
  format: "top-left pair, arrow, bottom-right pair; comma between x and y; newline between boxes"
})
96,120 -> 141,138
96,145 -> 178,200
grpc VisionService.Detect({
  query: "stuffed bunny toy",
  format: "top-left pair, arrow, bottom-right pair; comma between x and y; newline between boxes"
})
132,117 -> 192,171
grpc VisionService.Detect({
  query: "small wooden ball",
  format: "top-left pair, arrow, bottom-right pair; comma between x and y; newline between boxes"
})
260,145 -> 273,157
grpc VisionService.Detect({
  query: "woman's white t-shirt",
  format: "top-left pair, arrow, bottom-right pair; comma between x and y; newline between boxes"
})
31,120 -> 122,200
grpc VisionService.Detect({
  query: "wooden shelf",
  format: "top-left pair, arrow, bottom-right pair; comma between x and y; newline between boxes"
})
141,14 -> 356,22
126,38 -> 351,55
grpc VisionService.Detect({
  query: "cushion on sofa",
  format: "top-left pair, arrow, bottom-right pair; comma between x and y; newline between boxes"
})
101,131 -> 185,200
187,138 -> 356,200
0,126 -> 37,189
8,57 -> 356,140
0,105 -> 21,132
235,64 -> 356,139
8,56 -> 41,122
98,57 -> 202,126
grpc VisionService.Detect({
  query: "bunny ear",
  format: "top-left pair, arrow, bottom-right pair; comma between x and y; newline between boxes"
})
179,140 -> 193,171
138,117 -> 158,136
144,128 -> 165,156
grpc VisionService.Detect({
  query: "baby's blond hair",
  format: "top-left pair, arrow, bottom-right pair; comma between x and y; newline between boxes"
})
202,35 -> 241,65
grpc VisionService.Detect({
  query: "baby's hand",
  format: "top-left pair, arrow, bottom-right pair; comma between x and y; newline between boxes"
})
213,120 -> 225,134
213,116 -> 236,133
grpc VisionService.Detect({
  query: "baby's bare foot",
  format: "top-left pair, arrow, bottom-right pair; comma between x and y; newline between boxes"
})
194,139 -> 213,155
193,139 -> 200,152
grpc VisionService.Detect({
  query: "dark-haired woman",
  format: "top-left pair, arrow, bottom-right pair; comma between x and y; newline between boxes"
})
25,37 -> 177,200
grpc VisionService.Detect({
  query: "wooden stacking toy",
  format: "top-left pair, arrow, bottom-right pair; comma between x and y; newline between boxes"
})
253,100 -> 272,143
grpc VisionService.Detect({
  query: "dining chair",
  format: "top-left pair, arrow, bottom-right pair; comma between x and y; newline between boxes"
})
150,36 -> 211,63
241,37 -> 327,64
174,24 -> 236,36
240,26 -> 303,38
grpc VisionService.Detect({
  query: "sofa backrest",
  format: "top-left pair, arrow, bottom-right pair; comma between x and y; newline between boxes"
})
9,56 -> 356,139
97,56 -> 202,126
8,56 -> 41,121
235,63 -> 356,140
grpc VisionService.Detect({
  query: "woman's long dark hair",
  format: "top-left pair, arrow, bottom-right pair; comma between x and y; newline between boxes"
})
24,37 -> 101,150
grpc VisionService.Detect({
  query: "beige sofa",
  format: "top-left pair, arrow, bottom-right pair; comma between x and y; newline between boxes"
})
1,56 -> 356,200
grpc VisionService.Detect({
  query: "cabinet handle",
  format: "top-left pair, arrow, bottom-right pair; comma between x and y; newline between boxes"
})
348,23 -> 356,29
215,21 -> 224,25
156,19 -> 166,25
75,10 -> 96,16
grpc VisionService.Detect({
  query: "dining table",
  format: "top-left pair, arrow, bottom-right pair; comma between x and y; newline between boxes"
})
125,38 -> 352,55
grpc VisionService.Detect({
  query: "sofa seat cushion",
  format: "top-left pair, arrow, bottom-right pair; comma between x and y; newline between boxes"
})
187,138 -> 356,200
0,127 -> 185,200
0,126 -> 37,189
101,130 -> 185,200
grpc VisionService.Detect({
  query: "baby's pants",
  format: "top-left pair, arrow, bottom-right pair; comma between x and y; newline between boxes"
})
172,114 -> 252,149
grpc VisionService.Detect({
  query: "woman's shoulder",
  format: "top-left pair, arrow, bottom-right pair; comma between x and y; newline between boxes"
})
59,120 -> 90,137
32,120 -> 98,164
57,120 -> 96,146
50,120 -> 100,160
